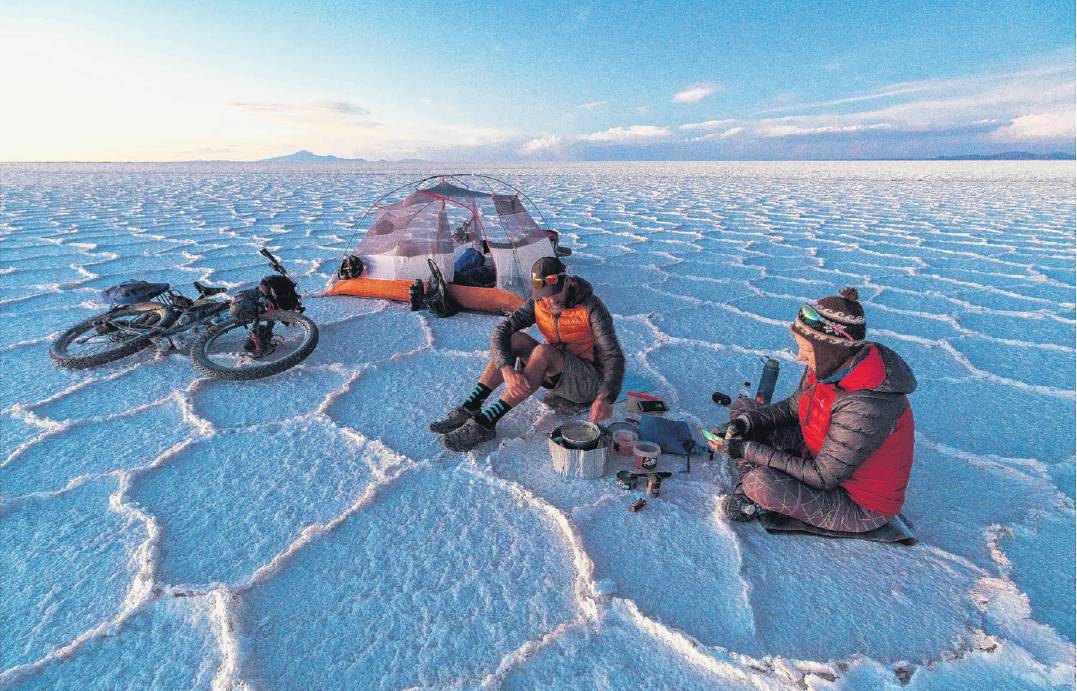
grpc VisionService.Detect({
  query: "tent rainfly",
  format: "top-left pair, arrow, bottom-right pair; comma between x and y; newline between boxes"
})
326,175 -> 561,313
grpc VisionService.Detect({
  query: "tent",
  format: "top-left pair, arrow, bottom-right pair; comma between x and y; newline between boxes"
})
326,175 -> 561,313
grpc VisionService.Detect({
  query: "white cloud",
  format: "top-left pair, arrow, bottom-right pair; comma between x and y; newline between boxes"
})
720,127 -> 743,138
577,125 -> 673,143
519,135 -> 565,155
757,123 -> 892,138
578,100 -> 607,110
673,83 -> 718,104
518,124 -> 673,157
229,100 -> 373,119
989,110 -> 1077,141
761,65 -> 1074,116
679,119 -> 735,131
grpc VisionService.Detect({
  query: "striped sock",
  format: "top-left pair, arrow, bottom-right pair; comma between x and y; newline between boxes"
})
477,399 -> 512,430
462,383 -> 493,412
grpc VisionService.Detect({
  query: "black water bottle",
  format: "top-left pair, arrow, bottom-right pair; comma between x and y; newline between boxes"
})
755,358 -> 780,405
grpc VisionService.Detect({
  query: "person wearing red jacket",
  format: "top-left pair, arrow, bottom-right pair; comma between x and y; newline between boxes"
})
708,287 -> 917,532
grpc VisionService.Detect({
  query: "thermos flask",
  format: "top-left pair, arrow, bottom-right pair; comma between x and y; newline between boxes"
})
755,358 -> 780,405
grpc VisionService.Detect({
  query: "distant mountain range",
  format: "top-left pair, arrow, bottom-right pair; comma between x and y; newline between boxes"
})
254,149 -> 1074,164
933,151 -> 1074,161
255,150 -> 430,164
258,149 -> 367,163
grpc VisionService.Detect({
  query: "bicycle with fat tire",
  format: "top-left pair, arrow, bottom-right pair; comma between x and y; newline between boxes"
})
191,248 -> 319,380
51,248 -> 319,380
50,281 -> 230,369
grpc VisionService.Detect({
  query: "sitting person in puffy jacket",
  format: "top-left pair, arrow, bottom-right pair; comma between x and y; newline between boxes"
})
430,256 -> 625,453
708,288 -> 917,532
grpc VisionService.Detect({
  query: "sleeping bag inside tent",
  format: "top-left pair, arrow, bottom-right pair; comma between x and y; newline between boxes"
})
326,176 -> 558,313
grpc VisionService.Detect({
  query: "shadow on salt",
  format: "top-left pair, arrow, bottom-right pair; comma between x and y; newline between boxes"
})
190,364 -> 352,428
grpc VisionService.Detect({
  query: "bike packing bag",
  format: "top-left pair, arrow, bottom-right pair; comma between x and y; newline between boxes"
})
102,280 -> 169,306
423,258 -> 459,318
258,275 -> 301,311
229,289 -> 261,323
638,416 -> 698,456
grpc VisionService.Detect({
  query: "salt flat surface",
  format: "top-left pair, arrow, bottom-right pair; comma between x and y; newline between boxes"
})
1,161 -> 1073,689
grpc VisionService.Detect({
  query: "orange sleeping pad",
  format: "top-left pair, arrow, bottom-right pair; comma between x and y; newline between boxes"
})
326,277 -> 524,314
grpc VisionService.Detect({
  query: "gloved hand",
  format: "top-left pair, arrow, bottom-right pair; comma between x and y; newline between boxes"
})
725,416 -> 749,439
725,438 -> 747,460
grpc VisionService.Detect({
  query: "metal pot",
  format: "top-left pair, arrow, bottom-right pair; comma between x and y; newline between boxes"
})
549,423 -> 610,479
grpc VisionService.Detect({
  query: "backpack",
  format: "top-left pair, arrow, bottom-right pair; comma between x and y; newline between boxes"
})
423,259 -> 459,318
338,254 -> 364,279
102,280 -> 169,306
258,275 -> 301,311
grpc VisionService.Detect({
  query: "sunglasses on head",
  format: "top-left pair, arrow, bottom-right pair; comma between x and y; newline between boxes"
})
799,304 -> 855,341
531,272 -> 565,289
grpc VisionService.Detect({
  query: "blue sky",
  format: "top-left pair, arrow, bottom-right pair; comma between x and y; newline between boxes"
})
1,0 -> 1073,160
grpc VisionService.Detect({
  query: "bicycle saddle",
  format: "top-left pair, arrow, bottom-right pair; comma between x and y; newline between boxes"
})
194,281 -> 226,297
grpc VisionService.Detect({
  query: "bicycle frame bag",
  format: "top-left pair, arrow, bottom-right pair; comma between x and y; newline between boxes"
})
229,289 -> 261,323
258,275 -> 301,311
422,259 -> 459,318
102,280 -> 169,306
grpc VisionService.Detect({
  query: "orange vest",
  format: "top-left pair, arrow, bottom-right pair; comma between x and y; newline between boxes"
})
535,301 -> 594,362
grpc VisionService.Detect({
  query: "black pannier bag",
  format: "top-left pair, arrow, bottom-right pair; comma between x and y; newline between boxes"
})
102,280 -> 170,306
258,275 -> 301,311
338,254 -> 364,279
422,259 -> 459,318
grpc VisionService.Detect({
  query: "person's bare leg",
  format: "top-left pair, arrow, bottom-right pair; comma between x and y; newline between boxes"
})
501,343 -> 564,406
432,333 -> 543,436
478,332 -> 540,389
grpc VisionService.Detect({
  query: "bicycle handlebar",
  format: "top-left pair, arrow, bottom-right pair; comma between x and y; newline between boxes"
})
259,247 -> 288,276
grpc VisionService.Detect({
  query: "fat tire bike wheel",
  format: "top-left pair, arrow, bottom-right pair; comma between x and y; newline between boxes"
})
191,311 -> 319,380
49,303 -> 177,369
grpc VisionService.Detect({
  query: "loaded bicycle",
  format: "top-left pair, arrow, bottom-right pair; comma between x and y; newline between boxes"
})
50,248 -> 318,380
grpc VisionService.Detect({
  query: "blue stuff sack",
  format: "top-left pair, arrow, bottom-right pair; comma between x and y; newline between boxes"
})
454,247 -> 484,273
638,416 -> 697,456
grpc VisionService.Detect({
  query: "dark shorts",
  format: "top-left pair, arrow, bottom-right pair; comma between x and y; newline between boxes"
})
543,349 -> 600,404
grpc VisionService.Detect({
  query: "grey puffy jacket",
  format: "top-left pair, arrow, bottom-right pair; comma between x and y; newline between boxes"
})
490,277 -> 625,402
734,344 -> 917,505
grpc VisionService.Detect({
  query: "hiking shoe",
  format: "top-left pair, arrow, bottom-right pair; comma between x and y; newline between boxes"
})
722,493 -> 760,522
541,392 -> 589,415
442,418 -> 496,452
429,405 -> 477,434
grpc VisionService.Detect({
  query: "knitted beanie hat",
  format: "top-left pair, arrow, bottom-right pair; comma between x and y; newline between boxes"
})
790,287 -> 867,378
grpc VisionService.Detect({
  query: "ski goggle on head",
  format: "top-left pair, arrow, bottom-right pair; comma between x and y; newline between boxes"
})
799,304 -> 855,341
531,272 -> 565,289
